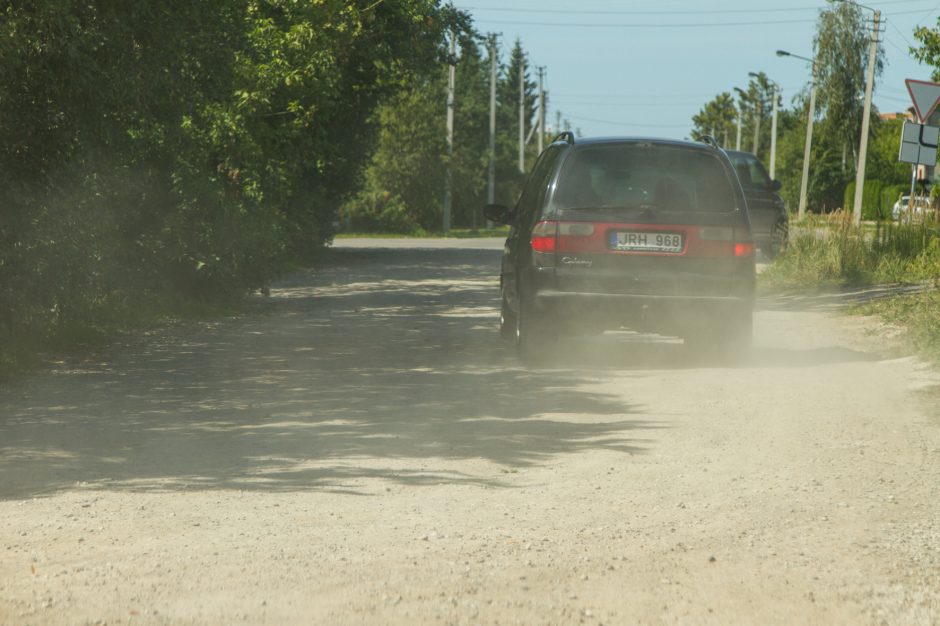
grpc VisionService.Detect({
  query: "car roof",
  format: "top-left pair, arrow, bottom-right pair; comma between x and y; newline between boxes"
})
563,136 -> 720,153
724,150 -> 758,159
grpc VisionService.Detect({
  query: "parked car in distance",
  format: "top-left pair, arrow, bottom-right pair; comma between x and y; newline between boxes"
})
483,134 -> 756,363
724,150 -> 788,258
892,195 -> 929,220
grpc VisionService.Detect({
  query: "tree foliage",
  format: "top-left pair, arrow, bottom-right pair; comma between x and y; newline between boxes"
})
814,2 -> 884,169
343,35 -> 542,231
691,93 -> 737,147
688,4 -> 906,216
0,0 -> 467,354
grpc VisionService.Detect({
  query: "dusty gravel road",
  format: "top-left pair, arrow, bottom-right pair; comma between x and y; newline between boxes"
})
2,239 -> 939,625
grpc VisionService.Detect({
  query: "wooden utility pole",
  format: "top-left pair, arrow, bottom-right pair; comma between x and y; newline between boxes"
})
518,61 -> 525,174
488,34 -> 497,206
852,10 -> 881,226
537,66 -> 545,154
443,31 -> 456,233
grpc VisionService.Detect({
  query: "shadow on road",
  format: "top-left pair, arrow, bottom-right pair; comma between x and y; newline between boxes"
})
0,249 -> 654,500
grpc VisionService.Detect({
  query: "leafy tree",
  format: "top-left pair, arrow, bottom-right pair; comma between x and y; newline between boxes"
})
345,35 -> 542,231
735,73 -> 779,161
913,19 -> 940,81
813,2 -> 884,172
495,39 -> 539,206
0,0 -> 470,360
344,34 -> 491,231
691,93 -> 737,148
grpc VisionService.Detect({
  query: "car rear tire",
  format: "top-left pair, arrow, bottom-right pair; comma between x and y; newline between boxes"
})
499,294 -> 517,341
516,295 -> 552,364
765,222 -> 788,260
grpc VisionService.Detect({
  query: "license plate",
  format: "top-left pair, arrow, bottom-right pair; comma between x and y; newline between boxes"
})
610,231 -> 684,253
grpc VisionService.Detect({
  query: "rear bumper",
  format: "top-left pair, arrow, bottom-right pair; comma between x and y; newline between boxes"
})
533,290 -> 753,334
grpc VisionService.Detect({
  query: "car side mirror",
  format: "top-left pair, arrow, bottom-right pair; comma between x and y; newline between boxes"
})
770,179 -> 782,191
483,203 -> 515,225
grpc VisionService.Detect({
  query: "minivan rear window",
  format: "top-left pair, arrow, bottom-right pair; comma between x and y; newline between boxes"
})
553,144 -> 737,212
727,152 -> 771,190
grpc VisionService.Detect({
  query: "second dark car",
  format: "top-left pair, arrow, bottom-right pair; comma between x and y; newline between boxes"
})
725,150 -> 788,258
484,134 -> 756,362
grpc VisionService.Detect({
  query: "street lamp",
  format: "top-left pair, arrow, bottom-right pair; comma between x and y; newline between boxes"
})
749,72 -> 780,179
777,49 -> 817,221
830,0 -> 881,226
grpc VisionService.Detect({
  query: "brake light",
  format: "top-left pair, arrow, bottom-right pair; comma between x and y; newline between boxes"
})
734,242 -> 755,257
530,220 -> 558,253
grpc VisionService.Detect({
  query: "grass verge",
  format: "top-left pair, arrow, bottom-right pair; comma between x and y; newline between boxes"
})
850,289 -> 940,362
761,212 -> 940,364
761,213 -> 940,290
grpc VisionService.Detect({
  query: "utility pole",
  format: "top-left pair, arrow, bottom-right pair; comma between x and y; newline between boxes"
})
851,9 -> 880,226
735,111 -> 742,151
518,61 -> 525,174
769,83 -> 779,179
443,30 -> 456,233
537,66 -> 545,154
487,34 -> 496,212
752,100 -> 761,155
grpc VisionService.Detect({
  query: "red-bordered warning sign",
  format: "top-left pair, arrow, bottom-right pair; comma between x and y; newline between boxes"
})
905,79 -> 940,122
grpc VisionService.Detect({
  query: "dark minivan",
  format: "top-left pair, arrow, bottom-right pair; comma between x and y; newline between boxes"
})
725,150 -> 788,257
484,134 -> 756,361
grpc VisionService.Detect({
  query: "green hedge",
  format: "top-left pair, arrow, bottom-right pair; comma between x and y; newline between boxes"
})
844,180 -> 906,220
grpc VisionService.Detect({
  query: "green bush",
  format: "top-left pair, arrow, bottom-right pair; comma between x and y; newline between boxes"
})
340,191 -> 420,234
0,1 -> 467,376
881,184 -> 908,220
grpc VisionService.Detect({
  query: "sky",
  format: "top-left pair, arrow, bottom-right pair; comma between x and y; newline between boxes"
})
453,0 -> 940,140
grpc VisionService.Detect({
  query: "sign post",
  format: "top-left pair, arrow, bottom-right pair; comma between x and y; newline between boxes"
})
900,79 -> 940,221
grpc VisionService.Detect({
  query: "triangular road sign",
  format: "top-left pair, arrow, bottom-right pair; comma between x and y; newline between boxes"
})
906,79 -> 940,122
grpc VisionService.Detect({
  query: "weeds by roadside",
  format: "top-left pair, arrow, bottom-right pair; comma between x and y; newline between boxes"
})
852,290 -> 940,361
761,212 -> 940,290
761,211 -> 940,363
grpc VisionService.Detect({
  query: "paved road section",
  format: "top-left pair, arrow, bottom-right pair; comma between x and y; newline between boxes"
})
1,241 -> 938,624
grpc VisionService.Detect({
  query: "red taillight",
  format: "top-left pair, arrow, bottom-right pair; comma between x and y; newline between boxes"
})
734,242 -> 755,257
530,220 -> 558,253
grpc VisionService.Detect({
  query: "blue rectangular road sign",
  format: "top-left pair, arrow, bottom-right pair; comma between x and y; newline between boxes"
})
899,121 -> 939,167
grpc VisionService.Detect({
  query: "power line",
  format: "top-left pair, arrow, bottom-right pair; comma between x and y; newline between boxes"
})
883,33 -> 917,60
459,0 -> 933,15
879,93 -> 917,103
553,92 -> 718,100
552,100 -> 706,108
916,1 -> 940,25
475,7 -> 932,29
464,5 -> 818,14
886,19 -> 917,50
474,18 -> 818,28
890,6 -> 940,14
564,114 -> 690,128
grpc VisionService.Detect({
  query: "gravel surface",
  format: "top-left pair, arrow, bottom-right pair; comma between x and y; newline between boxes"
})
1,241 -> 938,625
